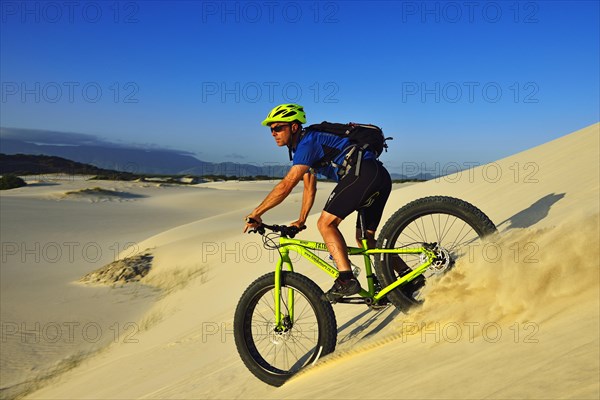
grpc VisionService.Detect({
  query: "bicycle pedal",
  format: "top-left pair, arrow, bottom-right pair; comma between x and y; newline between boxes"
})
336,297 -> 368,305
369,303 -> 390,310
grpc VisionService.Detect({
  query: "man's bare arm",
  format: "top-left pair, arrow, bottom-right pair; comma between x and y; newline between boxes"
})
292,170 -> 317,227
249,164 -> 310,219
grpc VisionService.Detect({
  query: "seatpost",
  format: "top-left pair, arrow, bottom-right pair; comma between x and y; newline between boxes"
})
358,209 -> 368,247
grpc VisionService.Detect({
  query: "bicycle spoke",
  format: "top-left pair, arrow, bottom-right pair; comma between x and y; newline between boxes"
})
402,225 -> 425,244
437,215 -> 458,245
294,299 -> 312,322
289,333 -> 312,353
397,214 -> 479,257
450,222 -> 472,251
254,307 -> 272,325
430,213 -> 440,242
417,216 -> 428,243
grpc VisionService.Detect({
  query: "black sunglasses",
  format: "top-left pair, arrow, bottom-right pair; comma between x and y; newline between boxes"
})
270,124 -> 290,133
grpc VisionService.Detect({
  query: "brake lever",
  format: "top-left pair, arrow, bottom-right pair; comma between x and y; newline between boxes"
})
246,217 -> 265,235
245,217 -> 306,238
285,225 -> 306,238
248,226 -> 265,235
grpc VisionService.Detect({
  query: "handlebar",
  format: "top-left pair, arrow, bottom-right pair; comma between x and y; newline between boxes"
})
246,218 -> 305,238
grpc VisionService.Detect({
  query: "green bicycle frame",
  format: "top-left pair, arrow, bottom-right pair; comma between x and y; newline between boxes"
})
273,236 -> 436,329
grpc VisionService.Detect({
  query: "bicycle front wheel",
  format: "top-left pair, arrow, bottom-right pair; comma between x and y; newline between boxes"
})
375,196 -> 497,312
234,271 -> 337,386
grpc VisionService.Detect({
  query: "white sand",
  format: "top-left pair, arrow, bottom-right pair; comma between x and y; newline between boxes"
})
2,123 -> 598,399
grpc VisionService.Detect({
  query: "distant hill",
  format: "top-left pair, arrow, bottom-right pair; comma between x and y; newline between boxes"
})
0,136 -> 433,181
0,153 -> 136,179
0,138 -> 206,175
0,137 -> 292,177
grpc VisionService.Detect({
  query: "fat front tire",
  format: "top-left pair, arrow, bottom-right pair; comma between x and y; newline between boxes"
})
375,196 -> 497,312
234,272 -> 337,386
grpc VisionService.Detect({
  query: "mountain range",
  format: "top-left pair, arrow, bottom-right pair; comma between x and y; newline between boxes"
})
0,129 -> 434,180
0,137 -> 291,177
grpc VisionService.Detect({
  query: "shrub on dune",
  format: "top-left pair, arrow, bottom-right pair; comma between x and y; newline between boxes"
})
0,174 -> 27,190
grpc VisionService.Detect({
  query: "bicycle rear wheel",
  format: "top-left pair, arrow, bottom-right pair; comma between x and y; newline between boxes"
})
234,271 -> 337,386
375,196 -> 497,312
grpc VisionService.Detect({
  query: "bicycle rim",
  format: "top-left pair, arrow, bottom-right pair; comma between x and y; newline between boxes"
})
247,284 -> 322,374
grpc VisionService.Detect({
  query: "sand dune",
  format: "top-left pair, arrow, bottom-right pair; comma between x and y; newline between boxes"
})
3,123 -> 597,399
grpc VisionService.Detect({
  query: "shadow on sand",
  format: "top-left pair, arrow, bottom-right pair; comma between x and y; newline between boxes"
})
337,306 -> 402,345
24,182 -> 62,187
497,193 -> 566,230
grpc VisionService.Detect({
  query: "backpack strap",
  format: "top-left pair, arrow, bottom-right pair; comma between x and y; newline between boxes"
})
330,146 -> 355,179
289,128 -> 308,161
354,145 -> 368,177
332,144 -> 369,179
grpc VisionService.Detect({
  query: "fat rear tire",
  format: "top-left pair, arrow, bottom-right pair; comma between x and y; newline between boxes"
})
375,196 -> 497,312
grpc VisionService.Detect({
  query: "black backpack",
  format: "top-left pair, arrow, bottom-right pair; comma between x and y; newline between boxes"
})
303,121 -> 392,178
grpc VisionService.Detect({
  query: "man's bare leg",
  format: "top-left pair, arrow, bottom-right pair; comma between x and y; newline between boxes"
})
318,211 -> 361,300
318,211 -> 351,272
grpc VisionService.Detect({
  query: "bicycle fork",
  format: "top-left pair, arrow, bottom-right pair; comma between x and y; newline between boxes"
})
274,247 -> 295,330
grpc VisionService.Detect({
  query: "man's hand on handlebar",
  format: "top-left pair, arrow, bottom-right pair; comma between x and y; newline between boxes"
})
243,215 -> 262,234
243,216 -> 306,238
289,219 -> 306,231
283,224 -> 305,238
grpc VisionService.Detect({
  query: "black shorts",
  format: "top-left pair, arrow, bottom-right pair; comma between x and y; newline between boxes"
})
323,159 -> 392,232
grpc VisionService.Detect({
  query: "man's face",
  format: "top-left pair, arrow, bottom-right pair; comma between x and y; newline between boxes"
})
269,122 -> 293,147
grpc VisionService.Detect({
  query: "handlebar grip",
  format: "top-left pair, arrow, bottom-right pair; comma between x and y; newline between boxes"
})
245,217 -> 265,235
284,225 -> 306,238
245,219 -> 306,238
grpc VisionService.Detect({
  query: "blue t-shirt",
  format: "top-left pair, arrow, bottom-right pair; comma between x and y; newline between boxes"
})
292,131 -> 375,181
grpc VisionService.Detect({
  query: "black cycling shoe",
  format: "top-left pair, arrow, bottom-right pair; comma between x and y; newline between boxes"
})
401,275 -> 426,298
323,278 -> 361,302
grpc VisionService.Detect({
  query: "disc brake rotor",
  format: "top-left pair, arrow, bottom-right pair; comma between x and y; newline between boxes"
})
421,246 -> 453,276
269,317 -> 292,344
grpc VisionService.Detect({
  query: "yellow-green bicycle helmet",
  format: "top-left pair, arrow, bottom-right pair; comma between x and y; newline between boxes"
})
261,103 -> 307,126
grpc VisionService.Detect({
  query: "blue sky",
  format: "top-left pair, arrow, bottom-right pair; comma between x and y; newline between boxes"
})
1,0 -> 599,175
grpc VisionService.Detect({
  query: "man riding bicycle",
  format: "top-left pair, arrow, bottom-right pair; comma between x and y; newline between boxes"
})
243,103 -> 392,301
